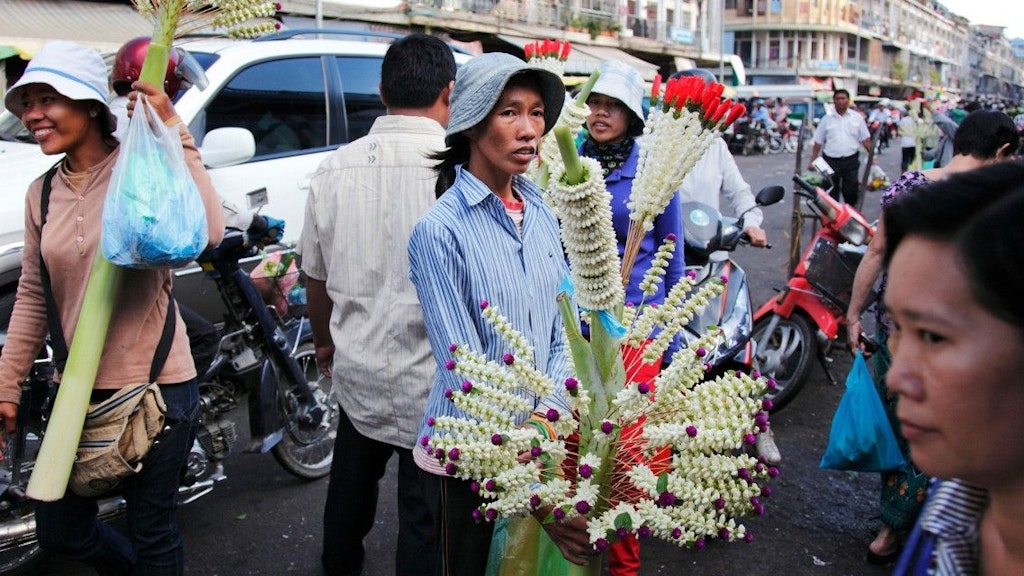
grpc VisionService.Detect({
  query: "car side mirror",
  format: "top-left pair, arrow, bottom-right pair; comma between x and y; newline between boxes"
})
200,127 -> 255,168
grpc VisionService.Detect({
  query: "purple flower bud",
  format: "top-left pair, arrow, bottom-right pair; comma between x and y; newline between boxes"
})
686,425 -> 698,438
485,479 -> 497,492
470,481 -> 480,492
658,491 -> 676,507
744,433 -> 756,445
687,270 -> 697,279
595,538 -> 609,552
564,377 -> 578,392
545,409 -> 560,422
502,353 -> 515,365
461,380 -> 473,393
768,466 -> 780,478
445,359 -> 456,371
425,447 -> 434,456
703,362 -> 712,371
529,494 -> 541,508
485,508 -> 498,521
755,462 -> 765,473
751,370 -> 761,379
444,463 -> 457,475
666,233 -> 677,241
750,496 -> 761,506
753,503 -> 765,516
419,435 -> 430,446
734,370 -> 744,378
761,485 -> 773,498
718,527 -> 731,540
601,421 -> 615,435
530,446 -> 543,458
471,509 -> 483,521
553,508 -> 565,520
491,433 -> 503,446
427,417 -> 436,427
479,300 -> 489,310
695,347 -> 707,358
671,527 -> 682,539
637,382 -> 651,395
694,538 -> 706,550
449,343 -> 459,352
444,389 -> 454,400
575,500 -> 591,514
714,498 -> 726,510
744,532 -> 755,543
637,525 -> 652,539
719,275 -> 729,283
448,448 -> 460,461
578,464 -> 592,479
762,397 -> 775,410
754,412 -> 769,427
737,468 -> 751,481
616,527 -> 628,539
766,379 -> 778,391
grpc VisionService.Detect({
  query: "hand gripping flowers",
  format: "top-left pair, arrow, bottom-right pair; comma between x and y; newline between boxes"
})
422,63 -> 773,575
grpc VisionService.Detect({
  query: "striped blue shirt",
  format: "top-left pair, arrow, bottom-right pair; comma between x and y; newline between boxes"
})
895,479 -> 987,576
409,165 -> 573,473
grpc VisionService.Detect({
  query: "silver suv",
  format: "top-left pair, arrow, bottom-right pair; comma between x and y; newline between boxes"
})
0,31 -> 469,323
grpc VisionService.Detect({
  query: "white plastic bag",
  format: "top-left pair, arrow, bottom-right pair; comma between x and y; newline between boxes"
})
101,95 -> 208,268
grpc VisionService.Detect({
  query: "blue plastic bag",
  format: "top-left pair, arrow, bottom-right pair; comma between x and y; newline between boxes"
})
820,351 -> 907,472
101,96 -> 208,268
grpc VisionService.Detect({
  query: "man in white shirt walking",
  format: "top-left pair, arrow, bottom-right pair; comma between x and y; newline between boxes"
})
300,34 -> 456,576
808,89 -> 872,205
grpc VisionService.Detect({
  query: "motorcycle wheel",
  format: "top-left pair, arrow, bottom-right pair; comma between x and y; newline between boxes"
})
767,135 -> 784,154
271,342 -> 339,480
752,313 -> 816,413
784,136 -> 798,153
0,510 -> 43,576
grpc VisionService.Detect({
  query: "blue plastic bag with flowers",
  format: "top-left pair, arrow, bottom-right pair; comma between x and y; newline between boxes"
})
101,95 -> 207,268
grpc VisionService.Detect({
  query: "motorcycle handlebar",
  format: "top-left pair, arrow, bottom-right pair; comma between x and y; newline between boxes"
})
792,175 -> 817,194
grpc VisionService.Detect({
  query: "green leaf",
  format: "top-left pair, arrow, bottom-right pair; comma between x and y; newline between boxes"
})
656,471 -> 669,494
613,512 -> 633,530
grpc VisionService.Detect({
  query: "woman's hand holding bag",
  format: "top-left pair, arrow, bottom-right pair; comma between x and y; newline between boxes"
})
101,93 -> 208,268
820,351 -> 907,472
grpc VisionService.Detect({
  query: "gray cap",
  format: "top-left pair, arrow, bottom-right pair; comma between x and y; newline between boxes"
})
591,60 -> 645,124
446,52 -> 565,136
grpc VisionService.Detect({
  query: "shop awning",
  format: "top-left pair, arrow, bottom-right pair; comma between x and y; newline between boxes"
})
496,34 -> 660,82
0,0 -> 153,57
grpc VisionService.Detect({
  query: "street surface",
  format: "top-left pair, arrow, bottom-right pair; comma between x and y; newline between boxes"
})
40,143 -> 901,576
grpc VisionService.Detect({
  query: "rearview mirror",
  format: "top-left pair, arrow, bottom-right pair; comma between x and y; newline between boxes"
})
755,185 -> 785,206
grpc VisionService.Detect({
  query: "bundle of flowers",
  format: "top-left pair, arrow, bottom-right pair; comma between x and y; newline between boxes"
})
523,38 -> 572,76
133,0 -> 281,39
422,69 -> 776,574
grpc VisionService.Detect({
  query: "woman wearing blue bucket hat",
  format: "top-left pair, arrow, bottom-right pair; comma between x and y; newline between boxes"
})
408,52 -> 595,574
0,40 -> 223,574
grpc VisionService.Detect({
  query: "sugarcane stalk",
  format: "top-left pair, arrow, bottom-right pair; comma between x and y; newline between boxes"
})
26,35 -> 172,502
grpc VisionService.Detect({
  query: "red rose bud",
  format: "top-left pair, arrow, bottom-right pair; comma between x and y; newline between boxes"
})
524,43 -> 535,60
650,73 -> 661,105
711,99 -> 731,123
706,82 -> 725,103
724,103 -> 747,127
560,41 -> 571,60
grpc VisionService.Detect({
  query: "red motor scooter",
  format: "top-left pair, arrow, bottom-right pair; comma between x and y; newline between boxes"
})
752,171 -> 876,412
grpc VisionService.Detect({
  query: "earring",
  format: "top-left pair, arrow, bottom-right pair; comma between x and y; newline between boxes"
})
89,109 -> 99,118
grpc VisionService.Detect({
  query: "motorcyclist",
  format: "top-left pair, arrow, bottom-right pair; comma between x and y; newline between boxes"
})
111,37 -> 285,372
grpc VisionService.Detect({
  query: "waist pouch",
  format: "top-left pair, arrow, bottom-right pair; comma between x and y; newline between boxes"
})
70,383 -> 167,497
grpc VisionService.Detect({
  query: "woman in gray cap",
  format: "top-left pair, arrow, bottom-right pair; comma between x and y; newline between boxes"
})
408,52 -> 594,573
0,40 -> 223,574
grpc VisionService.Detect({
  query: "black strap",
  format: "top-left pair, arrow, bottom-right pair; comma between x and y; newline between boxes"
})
39,168 -> 176,382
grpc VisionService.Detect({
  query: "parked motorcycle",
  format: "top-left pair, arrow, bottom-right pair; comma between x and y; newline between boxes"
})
726,118 -> 770,156
679,185 -> 785,374
0,225 -> 338,573
751,174 -> 876,412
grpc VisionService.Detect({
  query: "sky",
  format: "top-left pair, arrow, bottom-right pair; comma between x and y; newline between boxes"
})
938,0 -> 1024,40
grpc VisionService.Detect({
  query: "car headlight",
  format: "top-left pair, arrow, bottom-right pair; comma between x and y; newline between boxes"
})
840,219 -> 870,246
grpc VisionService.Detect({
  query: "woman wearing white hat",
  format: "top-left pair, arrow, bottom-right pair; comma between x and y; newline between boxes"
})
408,51 -> 594,574
0,40 -> 223,574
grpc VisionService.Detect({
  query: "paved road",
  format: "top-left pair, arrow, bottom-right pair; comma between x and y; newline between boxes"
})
39,143 -> 903,576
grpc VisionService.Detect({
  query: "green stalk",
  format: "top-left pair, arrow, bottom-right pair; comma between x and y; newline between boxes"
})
554,126 -> 583,184
574,70 -> 601,107
26,32 -> 173,502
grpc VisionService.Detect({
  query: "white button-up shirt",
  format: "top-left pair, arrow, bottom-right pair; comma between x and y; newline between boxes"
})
300,115 -> 444,449
814,109 -> 870,158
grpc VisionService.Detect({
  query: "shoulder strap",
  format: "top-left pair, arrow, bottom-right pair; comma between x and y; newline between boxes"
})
39,167 -> 177,382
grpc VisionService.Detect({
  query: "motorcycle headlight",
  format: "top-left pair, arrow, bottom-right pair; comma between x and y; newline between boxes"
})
840,219 -> 870,246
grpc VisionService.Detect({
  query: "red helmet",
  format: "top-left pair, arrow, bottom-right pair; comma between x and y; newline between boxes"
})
112,37 -> 184,97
